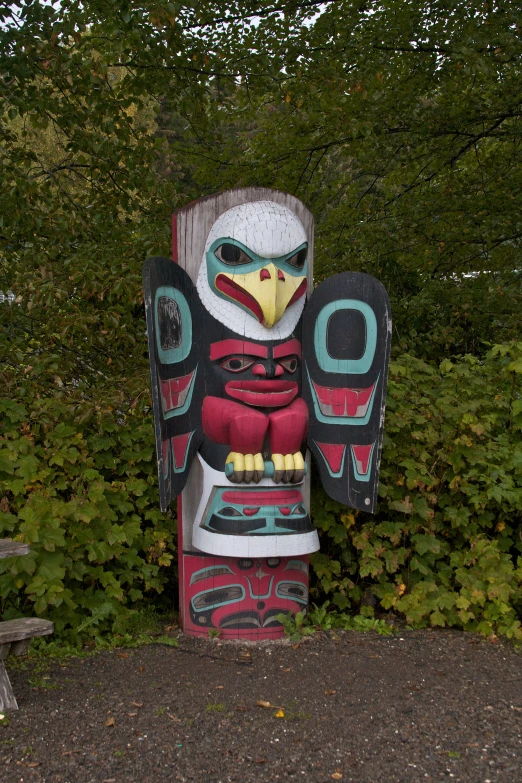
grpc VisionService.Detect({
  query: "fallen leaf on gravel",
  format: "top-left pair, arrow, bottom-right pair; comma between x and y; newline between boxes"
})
332,773 -> 343,780
167,714 -> 181,722
127,712 -> 137,717
282,668 -> 291,672
240,651 -> 251,658
104,717 -> 116,727
324,689 -> 336,695
103,779 -> 116,782
484,706 -> 494,711
292,643 -> 299,650
27,762 -> 41,767
235,706 -> 248,712
274,709 -> 285,718
256,700 -> 271,708
61,751 -> 81,756
131,701 -> 143,708
116,653 -> 129,659
255,759 -> 267,764
216,685 -> 224,689
138,666 -> 145,673
511,706 -> 522,712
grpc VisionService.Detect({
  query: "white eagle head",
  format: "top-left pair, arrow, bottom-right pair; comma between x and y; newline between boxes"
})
196,201 -> 308,340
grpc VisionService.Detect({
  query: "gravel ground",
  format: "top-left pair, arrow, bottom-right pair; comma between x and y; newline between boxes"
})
1,629 -> 521,783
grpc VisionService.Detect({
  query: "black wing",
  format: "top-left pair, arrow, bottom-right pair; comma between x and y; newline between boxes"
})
302,272 -> 391,512
143,257 -> 204,511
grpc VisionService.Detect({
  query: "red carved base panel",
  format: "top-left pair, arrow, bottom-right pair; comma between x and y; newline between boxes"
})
181,552 -> 309,640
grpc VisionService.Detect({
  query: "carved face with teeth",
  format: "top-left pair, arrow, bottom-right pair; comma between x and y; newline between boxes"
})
207,335 -> 303,411
184,553 -> 309,638
196,201 -> 308,340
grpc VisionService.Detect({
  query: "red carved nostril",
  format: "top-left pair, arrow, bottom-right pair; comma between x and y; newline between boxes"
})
252,363 -> 267,376
275,364 -> 284,376
277,269 -> 285,281
260,268 -> 271,281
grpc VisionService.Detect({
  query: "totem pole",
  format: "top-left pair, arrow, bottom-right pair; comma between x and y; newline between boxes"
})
143,189 -> 391,639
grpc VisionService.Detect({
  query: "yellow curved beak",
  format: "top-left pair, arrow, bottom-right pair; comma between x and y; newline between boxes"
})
216,263 -> 306,328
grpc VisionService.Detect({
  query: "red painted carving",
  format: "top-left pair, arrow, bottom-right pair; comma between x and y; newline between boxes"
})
268,398 -> 309,454
273,339 -> 302,360
215,275 -> 264,323
183,553 -> 309,640
315,442 -> 346,474
160,371 -> 195,413
202,397 -> 269,454
171,432 -> 193,469
287,279 -> 307,307
221,489 -> 303,505
351,444 -> 374,475
210,340 -> 268,361
312,380 -> 375,417
202,396 -> 308,456
225,380 -> 298,407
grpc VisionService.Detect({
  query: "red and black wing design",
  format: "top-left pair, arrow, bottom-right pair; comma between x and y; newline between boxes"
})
143,257 -> 204,511
302,272 -> 391,512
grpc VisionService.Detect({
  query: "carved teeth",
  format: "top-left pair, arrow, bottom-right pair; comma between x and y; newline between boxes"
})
313,381 -> 375,418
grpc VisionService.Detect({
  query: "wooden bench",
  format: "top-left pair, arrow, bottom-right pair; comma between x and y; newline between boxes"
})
0,539 -> 54,712
0,540 -> 30,558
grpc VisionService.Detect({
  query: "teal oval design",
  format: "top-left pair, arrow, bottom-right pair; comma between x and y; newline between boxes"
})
154,285 -> 192,364
314,299 -> 377,374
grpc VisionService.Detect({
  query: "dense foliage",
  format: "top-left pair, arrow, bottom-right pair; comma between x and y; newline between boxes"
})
1,1 -> 521,642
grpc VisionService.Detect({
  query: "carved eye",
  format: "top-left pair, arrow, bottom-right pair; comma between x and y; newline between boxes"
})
267,558 -> 281,568
220,356 -> 255,373
276,582 -> 308,602
215,243 -> 253,266
237,559 -> 254,570
279,357 -> 298,373
286,248 -> 307,269
218,507 -> 242,517
292,505 -> 306,515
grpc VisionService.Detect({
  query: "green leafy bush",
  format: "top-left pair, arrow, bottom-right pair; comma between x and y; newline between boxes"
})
0,390 -> 176,644
310,343 -> 522,640
3,344 -> 520,642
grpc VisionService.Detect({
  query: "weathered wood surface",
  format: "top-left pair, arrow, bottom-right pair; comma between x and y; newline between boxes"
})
0,540 -> 30,559
174,187 -> 315,295
0,619 -> 54,712
0,663 -> 18,712
0,618 -> 54,646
